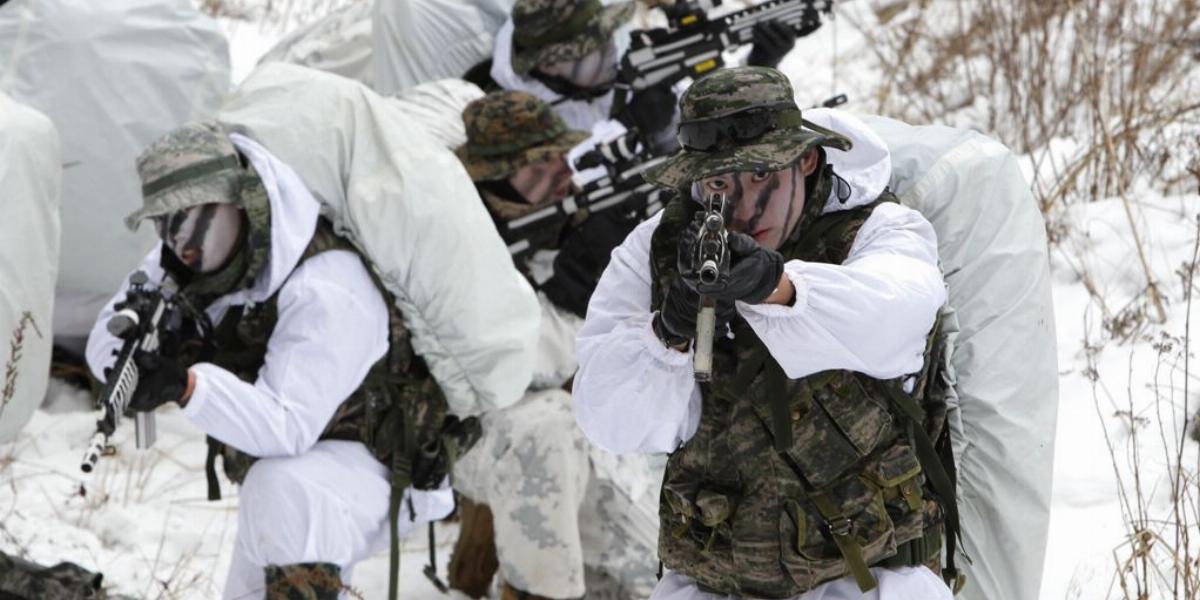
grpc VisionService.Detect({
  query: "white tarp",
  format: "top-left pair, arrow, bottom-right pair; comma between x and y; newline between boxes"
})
0,93 -> 61,444
372,0 -> 514,95
392,79 -> 485,148
0,0 -> 230,340
219,63 -> 539,416
257,1 -> 375,88
862,115 -> 1059,600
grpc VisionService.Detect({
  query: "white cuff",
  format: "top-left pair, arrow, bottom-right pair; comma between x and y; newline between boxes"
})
639,313 -> 693,366
180,364 -> 214,421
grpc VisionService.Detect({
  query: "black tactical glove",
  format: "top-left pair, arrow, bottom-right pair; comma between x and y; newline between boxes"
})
699,231 -> 785,305
624,83 -> 678,140
127,350 -> 189,412
654,218 -> 736,346
747,20 -> 798,69
543,210 -> 640,318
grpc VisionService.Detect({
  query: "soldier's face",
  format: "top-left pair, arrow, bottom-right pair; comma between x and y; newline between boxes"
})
156,203 -> 244,273
509,154 -> 575,206
536,42 -> 619,89
694,151 -> 819,250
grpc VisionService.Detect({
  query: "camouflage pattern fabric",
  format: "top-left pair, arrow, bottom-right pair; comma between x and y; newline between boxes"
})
646,193 -> 942,598
509,0 -> 634,75
264,562 -> 344,600
452,388 -> 659,598
0,551 -> 107,599
644,67 -> 854,189
125,121 -> 244,231
455,90 -> 588,182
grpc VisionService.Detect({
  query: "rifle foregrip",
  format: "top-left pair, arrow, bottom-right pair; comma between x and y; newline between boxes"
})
694,300 -> 716,382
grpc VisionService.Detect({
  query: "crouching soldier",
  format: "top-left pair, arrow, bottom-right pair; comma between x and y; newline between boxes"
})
85,122 -> 468,599
573,66 -> 957,599
444,90 -> 662,599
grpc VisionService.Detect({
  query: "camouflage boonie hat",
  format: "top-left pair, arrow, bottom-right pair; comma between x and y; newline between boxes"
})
510,0 -> 634,75
124,120 -> 242,231
455,90 -> 589,181
644,67 -> 853,189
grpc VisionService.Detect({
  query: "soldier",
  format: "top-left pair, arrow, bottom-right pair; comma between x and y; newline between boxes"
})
446,90 -> 662,600
467,0 -> 800,151
573,66 -> 956,599
85,122 -> 465,599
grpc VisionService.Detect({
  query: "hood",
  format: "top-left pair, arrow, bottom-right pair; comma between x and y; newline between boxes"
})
228,133 -> 320,303
490,16 -> 632,131
802,108 -> 893,214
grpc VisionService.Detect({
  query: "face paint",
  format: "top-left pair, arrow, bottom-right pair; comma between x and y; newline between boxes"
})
537,42 -> 619,90
694,164 -> 805,250
156,203 -> 244,273
508,154 -> 576,207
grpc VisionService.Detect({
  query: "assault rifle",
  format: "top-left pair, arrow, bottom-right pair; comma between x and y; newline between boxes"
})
500,132 -> 668,260
612,0 -> 834,116
80,271 -> 183,473
692,192 -> 728,382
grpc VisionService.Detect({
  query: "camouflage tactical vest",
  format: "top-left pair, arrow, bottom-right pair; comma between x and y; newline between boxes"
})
649,193 -> 952,597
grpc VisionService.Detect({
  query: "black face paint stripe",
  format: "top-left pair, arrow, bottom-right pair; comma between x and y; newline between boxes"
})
182,204 -> 220,262
166,210 -> 189,239
781,164 -> 800,241
744,173 -> 780,236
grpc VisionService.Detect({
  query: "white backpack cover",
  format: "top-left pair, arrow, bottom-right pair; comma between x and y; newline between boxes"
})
257,2 -> 375,88
218,63 -> 539,416
372,0 -> 515,95
861,115 -> 1059,600
0,93 -> 61,444
0,0 -> 230,339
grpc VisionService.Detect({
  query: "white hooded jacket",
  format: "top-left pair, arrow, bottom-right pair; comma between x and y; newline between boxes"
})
571,110 -> 952,600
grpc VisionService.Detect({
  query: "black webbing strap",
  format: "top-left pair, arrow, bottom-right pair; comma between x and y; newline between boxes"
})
141,155 -> 241,197
880,382 -> 963,589
423,521 -> 449,592
204,436 -> 222,501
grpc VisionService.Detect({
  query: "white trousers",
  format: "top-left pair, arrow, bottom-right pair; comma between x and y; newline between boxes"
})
652,567 -> 954,600
222,440 -> 454,599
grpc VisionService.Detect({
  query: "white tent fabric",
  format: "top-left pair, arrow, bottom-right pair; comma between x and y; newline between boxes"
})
258,1 -> 375,88
219,64 -> 539,417
0,93 -> 61,444
372,0 -> 515,95
0,0 -> 230,340
859,115 -> 1059,600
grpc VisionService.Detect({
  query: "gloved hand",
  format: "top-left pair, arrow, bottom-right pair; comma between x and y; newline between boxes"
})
654,217 -> 736,346
127,350 -> 190,412
698,231 -> 785,304
624,83 -> 678,140
747,20 -> 797,69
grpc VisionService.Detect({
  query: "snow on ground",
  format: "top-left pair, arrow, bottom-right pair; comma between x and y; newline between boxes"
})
1042,193 -> 1200,599
2,382 -> 459,599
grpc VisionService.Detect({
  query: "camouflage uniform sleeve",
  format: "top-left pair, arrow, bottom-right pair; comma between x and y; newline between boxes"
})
574,213 -> 701,454
738,202 -> 947,381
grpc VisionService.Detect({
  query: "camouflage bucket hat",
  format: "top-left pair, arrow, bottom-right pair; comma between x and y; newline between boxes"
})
455,90 -> 589,181
124,121 -> 242,231
644,66 -> 854,189
510,0 -> 635,75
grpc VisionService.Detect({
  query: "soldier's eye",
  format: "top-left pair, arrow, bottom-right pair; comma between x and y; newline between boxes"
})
705,179 -> 727,191
751,171 -> 770,183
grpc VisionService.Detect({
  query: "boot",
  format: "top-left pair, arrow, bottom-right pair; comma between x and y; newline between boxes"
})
448,496 -> 499,598
264,562 -> 344,600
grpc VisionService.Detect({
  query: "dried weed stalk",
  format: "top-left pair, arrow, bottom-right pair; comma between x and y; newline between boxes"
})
0,312 -> 43,424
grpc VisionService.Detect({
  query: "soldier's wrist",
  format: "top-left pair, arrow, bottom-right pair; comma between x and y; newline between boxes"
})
652,312 -> 691,352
